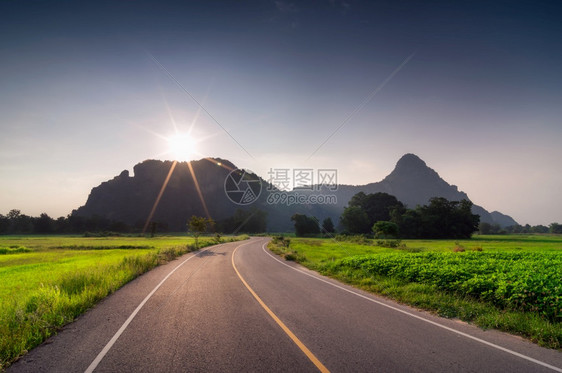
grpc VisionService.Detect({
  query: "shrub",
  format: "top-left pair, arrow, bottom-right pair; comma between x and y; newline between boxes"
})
376,239 -> 403,248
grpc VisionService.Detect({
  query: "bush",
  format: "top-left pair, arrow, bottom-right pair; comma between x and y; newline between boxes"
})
0,246 -> 31,254
272,235 -> 291,248
372,221 -> 399,238
376,239 -> 403,248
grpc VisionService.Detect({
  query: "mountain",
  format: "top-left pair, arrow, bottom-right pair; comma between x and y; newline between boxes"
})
293,154 -> 516,228
489,211 -> 518,227
73,154 -> 517,232
74,158 -> 240,231
73,158 -> 320,231
365,153 -> 470,207
361,153 -> 504,226
306,154 -> 469,215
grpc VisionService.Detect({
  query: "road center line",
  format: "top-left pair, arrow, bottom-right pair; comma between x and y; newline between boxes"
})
232,242 -> 330,373
84,244 -> 217,373
261,241 -> 562,373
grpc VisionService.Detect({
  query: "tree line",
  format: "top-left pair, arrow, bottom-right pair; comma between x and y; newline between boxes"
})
0,210 -> 138,234
291,191 -> 562,238
479,221 -> 562,235
0,208 -> 270,235
340,192 -> 480,239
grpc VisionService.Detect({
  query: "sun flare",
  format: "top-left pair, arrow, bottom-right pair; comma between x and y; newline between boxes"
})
167,133 -> 197,161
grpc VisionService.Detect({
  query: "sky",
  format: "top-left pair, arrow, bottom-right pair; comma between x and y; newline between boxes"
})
1,0 -> 561,225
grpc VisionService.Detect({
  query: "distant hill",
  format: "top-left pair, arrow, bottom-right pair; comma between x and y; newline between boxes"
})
74,159 -> 240,231
73,158 -> 321,231
349,154 -> 517,226
489,211 -> 518,227
73,154 -> 517,232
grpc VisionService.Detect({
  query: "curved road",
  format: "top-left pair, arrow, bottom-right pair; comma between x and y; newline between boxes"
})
9,237 -> 562,372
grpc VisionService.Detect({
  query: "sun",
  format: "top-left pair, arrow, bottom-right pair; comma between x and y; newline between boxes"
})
167,133 -> 197,161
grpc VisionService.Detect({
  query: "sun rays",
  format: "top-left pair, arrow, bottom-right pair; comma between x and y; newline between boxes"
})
141,108 -> 223,233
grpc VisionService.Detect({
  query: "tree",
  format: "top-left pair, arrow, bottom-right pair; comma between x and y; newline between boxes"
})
291,214 -> 320,236
531,225 -> 548,234
391,208 -> 421,238
372,221 -> 399,238
510,224 -> 524,234
478,222 -> 501,235
342,192 -> 404,234
479,222 -> 492,235
363,193 -> 404,224
550,223 -> 562,234
7,209 -> 21,220
34,213 -> 55,234
55,216 -> 69,233
0,214 -> 9,233
217,209 -> 267,234
416,198 -> 479,239
6,209 -> 33,233
321,217 -> 335,234
188,216 -> 213,249
389,198 -> 479,239
340,206 -> 370,234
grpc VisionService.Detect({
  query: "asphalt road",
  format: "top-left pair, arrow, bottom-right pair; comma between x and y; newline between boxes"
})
9,237 -> 562,372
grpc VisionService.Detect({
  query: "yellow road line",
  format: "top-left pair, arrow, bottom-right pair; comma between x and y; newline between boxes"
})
232,243 -> 330,373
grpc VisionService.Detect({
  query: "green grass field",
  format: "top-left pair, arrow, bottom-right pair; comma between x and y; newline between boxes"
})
269,234 -> 562,349
0,234 -> 247,370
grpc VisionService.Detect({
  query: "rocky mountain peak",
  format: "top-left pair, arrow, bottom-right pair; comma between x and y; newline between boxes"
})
385,153 -> 439,182
395,153 -> 427,170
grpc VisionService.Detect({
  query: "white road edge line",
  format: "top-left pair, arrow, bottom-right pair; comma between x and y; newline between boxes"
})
261,241 -> 562,372
84,244 -> 218,373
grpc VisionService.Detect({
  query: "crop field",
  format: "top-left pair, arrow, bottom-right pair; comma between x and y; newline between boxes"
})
0,234 -> 247,369
269,234 -> 562,349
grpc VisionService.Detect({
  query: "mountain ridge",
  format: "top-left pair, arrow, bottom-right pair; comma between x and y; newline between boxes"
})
74,154 -> 517,231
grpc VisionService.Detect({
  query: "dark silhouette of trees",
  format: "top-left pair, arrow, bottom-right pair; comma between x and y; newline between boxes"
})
34,213 -> 55,234
531,225 -> 549,233
0,210 -> 138,235
341,192 -> 404,234
291,214 -> 320,236
413,198 -> 479,239
340,206 -> 370,234
6,210 -> 34,233
339,193 -> 480,239
499,223 -> 554,234
390,208 -> 421,238
0,214 -> 9,233
550,223 -> 562,234
322,217 -> 335,234
216,209 -> 267,234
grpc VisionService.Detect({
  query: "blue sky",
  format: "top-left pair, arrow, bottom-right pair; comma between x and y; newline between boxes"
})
1,0 -> 561,225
